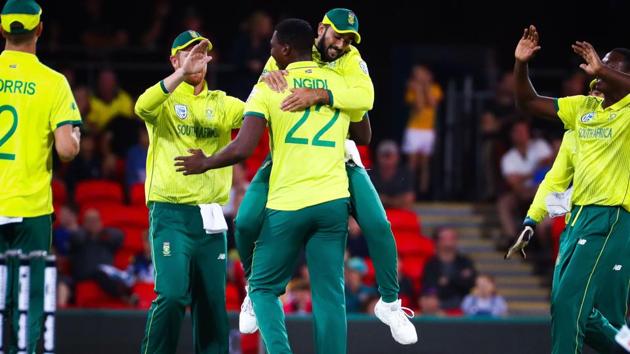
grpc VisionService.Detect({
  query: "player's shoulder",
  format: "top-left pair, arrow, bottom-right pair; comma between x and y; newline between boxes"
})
208,89 -> 245,106
35,62 -> 68,83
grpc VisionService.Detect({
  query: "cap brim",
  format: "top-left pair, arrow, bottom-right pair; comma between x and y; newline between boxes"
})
322,17 -> 361,44
171,37 -> 213,56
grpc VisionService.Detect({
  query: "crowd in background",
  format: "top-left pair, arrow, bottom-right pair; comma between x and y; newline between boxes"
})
41,4 -> 603,318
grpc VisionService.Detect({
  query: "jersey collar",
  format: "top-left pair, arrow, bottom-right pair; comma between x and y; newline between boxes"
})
600,93 -> 630,112
178,80 -> 208,97
286,61 -> 318,71
1,50 -> 39,62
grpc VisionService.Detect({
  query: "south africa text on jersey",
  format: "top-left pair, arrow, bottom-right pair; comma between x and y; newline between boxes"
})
176,124 -> 220,138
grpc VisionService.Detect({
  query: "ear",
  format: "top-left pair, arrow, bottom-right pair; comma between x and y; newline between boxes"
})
169,54 -> 179,70
281,43 -> 290,57
35,22 -> 43,37
317,23 -> 326,37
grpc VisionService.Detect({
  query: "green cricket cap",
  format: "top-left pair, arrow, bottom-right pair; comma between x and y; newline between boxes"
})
322,8 -> 360,44
171,30 -> 212,56
1,0 -> 42,34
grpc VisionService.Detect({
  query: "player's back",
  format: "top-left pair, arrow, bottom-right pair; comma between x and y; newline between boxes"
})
246,61 -> 351,211
0,50 -> 79,217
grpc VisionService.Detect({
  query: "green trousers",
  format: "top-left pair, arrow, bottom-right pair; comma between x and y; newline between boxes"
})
0,214 -> 51,354
551,205 -> 630,354
249,198 -> 349,354
140,202 -> 228,354
235,161 -> 399,302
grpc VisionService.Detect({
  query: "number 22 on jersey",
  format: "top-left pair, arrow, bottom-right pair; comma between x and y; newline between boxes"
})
285,106 -> 340,148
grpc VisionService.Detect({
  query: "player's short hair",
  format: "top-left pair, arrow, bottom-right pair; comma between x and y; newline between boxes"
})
2,25 -> 37,45
611,48 -> 630,70
275,18 -> 313,56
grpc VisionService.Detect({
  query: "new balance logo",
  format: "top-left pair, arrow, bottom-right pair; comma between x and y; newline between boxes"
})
217,253 -> 226,260
613,265 -> 623,271
578,239 -> 587,245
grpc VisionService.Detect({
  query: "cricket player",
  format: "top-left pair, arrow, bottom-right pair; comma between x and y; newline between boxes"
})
135,31 -> 244,354
175,18 -> 370,354
235,8 -> 417,344
0,0 -> 81,352
513,24 -> 630,353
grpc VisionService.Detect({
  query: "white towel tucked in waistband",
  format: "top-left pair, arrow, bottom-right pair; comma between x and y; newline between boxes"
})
199,204 -> 228,234
0,216 -> 23,226
344,139 -> 365,168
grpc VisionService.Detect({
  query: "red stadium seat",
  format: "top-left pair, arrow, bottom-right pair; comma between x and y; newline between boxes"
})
51,178 -> 68,206
551,216 -> 567,262
386,208 -> 422,235
132,282 -> 156,310
113,249 -> 135,270
75,280 -> 129,309
75,180 -> 124,207
363,258 -> 376,286
226,282 -> 241,312
130,183 -> 145,206
357,145 -> 372,169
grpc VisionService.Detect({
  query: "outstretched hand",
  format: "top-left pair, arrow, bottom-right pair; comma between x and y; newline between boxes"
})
261,70 -> 289,93
174,149 -> 209,175
572,41 -> 603,76
181,40 -> 213,76
515,25 -> 541,63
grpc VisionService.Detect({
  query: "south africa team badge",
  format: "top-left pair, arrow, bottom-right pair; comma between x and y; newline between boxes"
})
175,104 -> 188,119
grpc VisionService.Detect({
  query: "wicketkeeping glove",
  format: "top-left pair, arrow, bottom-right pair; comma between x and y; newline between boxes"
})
504,217 -> 536,260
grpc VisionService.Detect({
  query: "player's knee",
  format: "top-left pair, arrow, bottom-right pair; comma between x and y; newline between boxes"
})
157,291 -> 188,309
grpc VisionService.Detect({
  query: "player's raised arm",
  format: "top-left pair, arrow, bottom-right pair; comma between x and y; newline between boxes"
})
174,114 -> 267,175
135,40 -> 212,121
572,41 -> 630,93
513,25 -> 558,120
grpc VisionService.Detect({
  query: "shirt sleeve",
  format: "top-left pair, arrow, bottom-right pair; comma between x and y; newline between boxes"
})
556,95 -> 588,130
134,81 -> 170,124
244,84 -> 270,121
328,52 -> 374,112
526,133 -> 575,222
50,76 -> 82,130
348,110 -> 366,123
224,95 -> 245,129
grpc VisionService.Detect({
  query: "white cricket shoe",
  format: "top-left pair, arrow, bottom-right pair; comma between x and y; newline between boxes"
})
239,293 -> 258,334
374,298 -> 418,345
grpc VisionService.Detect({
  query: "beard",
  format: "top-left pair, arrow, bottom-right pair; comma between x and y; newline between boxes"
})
316,33 -> 343,62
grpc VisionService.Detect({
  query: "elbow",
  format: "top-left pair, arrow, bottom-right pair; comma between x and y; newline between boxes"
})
56,142 -> 80,162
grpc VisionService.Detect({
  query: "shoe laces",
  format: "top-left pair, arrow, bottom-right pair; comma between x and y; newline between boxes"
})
391,305 -> 415,326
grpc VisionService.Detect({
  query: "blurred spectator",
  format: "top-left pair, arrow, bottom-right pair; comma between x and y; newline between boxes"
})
87,69 -> 134,131
422,227 -> 476,311
345,257 -> 377,313
230,11 -> 273,99
126,230 -> 153,284
99,131 -> 121,181
65,133 -> 102,192
78,0 -> 129,49
73,86 -> 94,131
479,72 -> 518,200
562,71 -> 588,96
53,204 -> 80,257
140,0 -> 171,49
418,288 -> 445,316
346,217 -> 369,258
283,279 -> 312,314
461,274 -> 507,317
497,120 -> 552,247
402,65 -> 443,197
397,261 -> 417,308
368,140 -> 415,210
125,127 -> 149,188
69,209 -> 137,305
